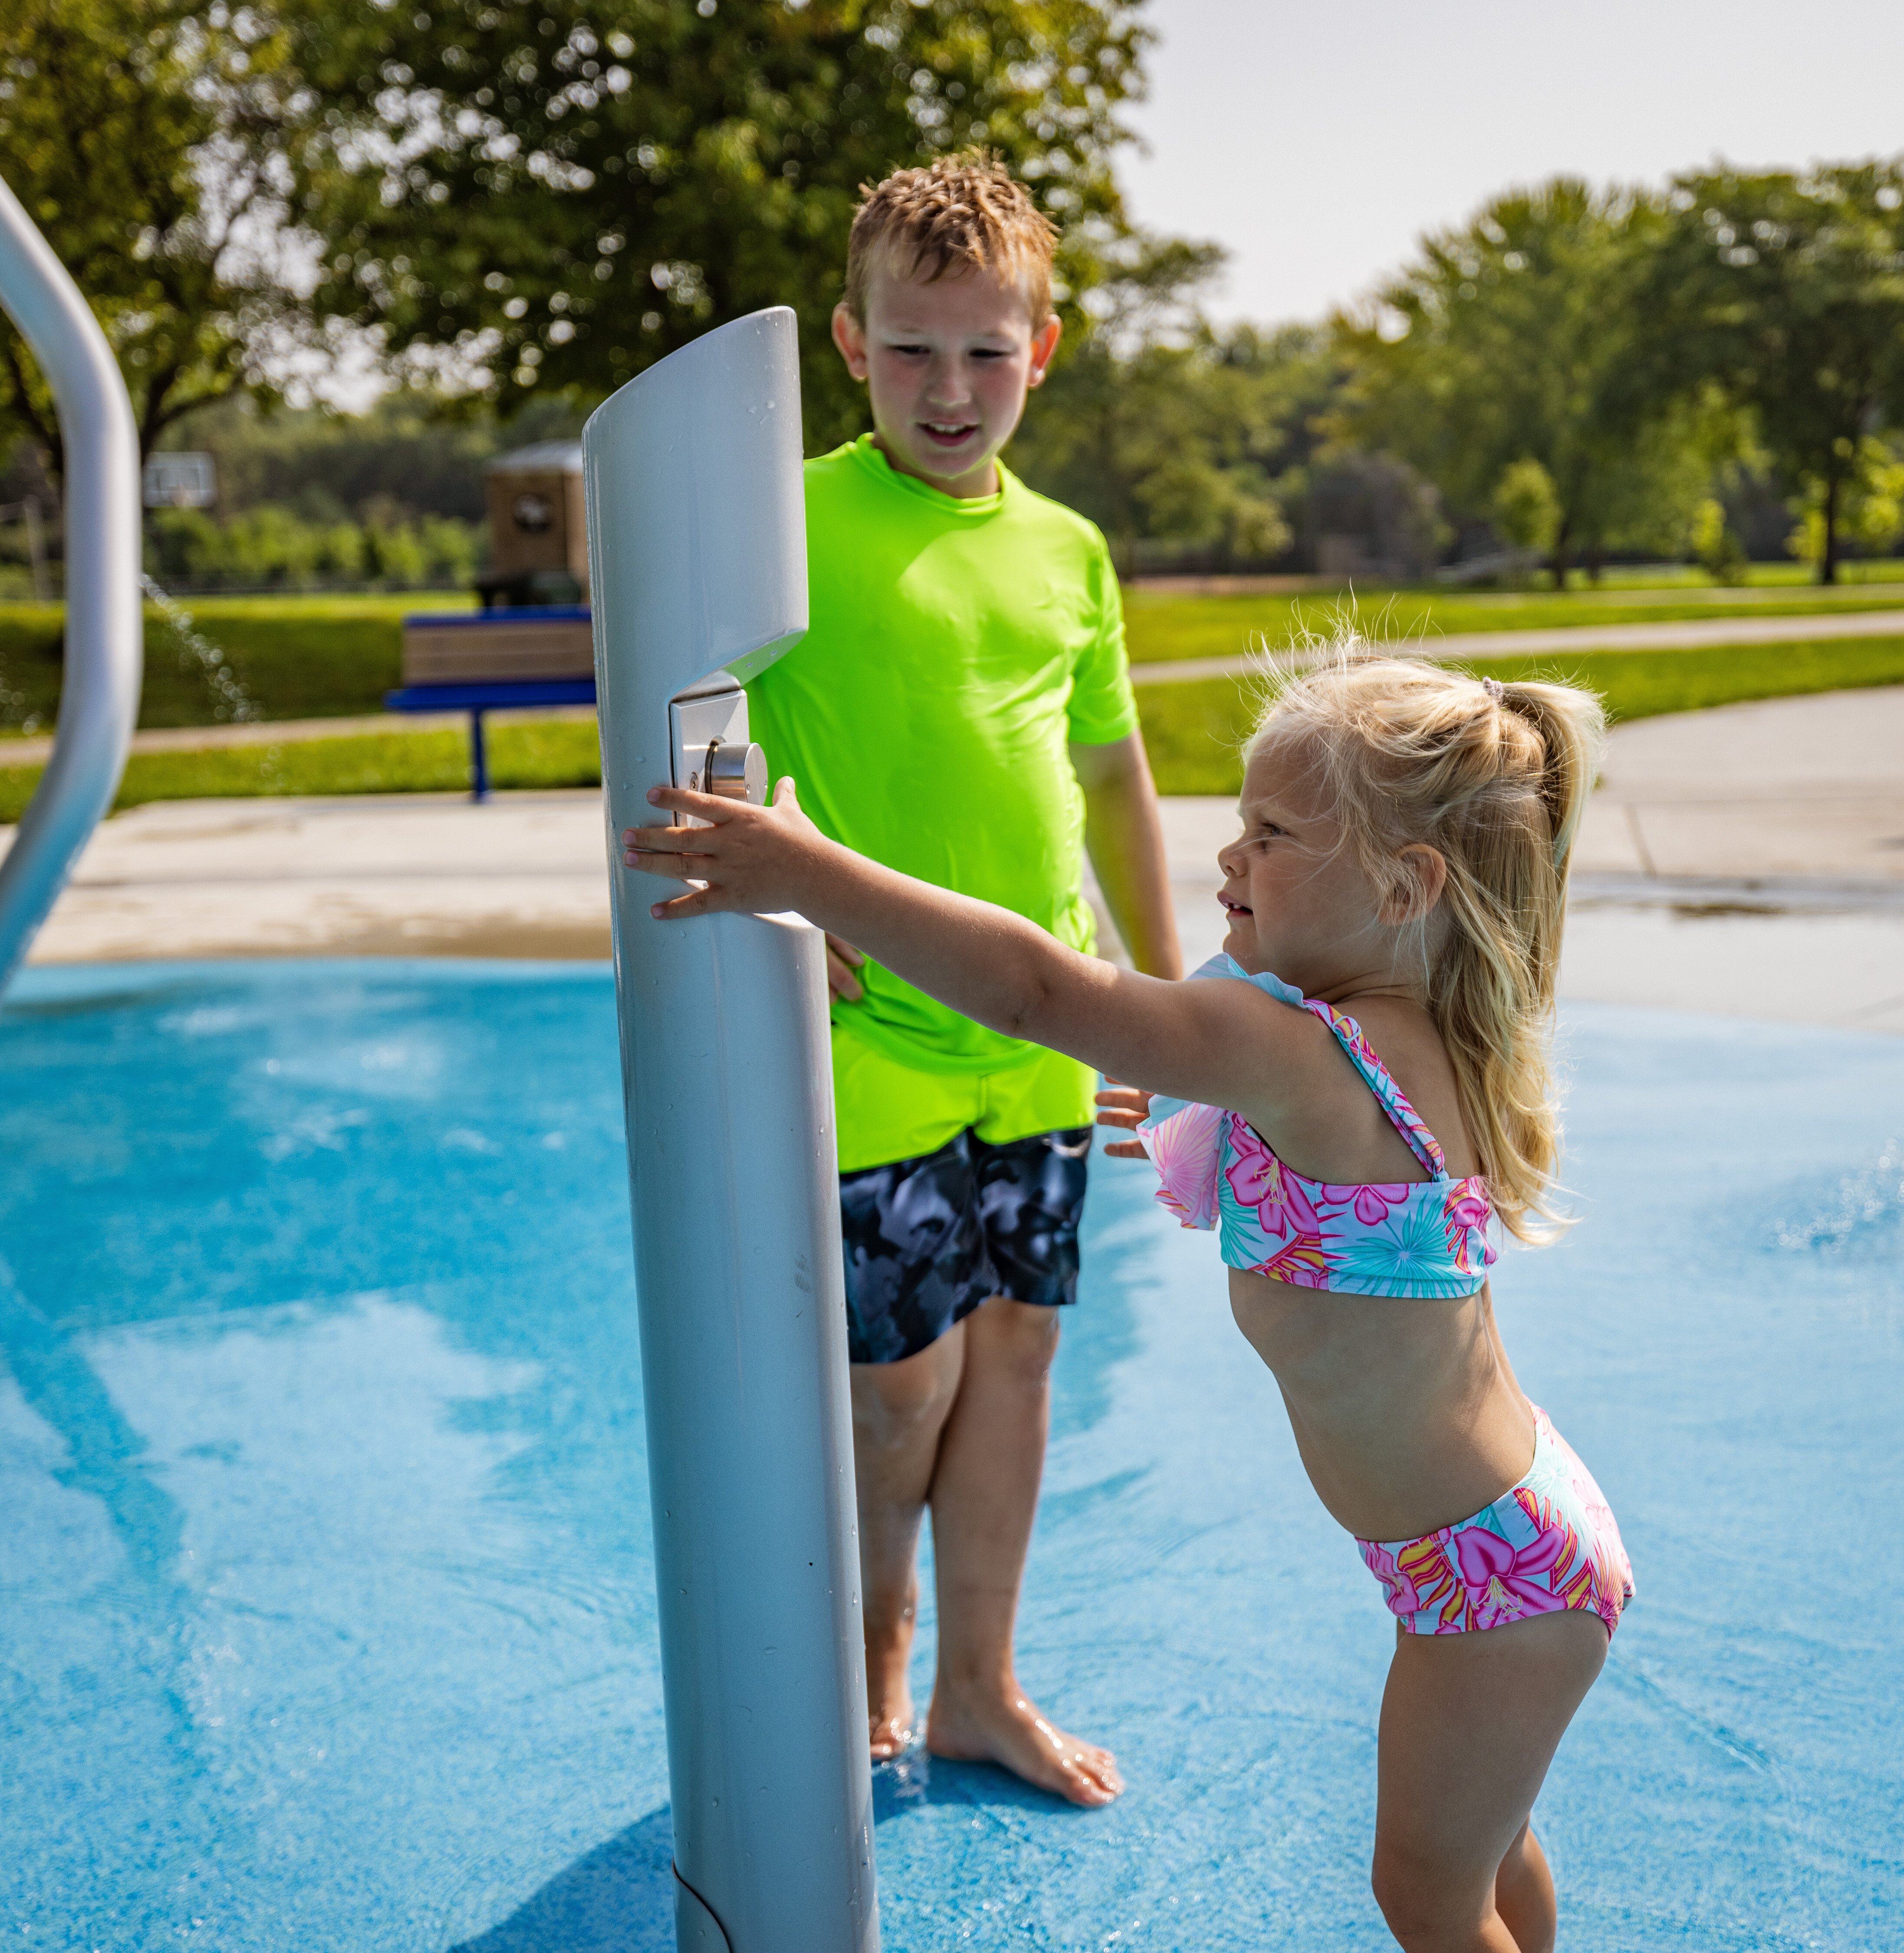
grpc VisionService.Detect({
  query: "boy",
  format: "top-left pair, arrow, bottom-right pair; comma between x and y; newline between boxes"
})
746,154 -> 1181,1808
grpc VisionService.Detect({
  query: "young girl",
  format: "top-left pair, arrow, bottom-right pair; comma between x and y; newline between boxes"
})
625,647 -> 1634,1953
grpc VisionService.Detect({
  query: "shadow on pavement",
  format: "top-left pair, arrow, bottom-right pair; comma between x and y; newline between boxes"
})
451,1806 -> 677,1953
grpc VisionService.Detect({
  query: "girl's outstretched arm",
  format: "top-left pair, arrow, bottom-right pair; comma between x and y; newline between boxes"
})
624,779 -> 1323,1122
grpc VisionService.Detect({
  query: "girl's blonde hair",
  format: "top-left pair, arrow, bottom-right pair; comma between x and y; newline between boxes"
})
1250,642 -> 1606,1243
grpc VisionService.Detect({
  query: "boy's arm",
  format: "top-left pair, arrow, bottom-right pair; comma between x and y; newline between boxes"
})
1069,732 -> 1183,981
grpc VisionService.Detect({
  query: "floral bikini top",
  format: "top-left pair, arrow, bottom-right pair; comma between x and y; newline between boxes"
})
1138,956 -> 1497,1299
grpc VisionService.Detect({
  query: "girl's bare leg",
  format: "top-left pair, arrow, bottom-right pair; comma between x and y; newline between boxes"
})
1371,1610 -> 1606,1953
1492,1824 -> 1558,1953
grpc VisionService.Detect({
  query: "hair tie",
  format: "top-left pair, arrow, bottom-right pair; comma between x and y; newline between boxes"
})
1481,676 -> 1505,704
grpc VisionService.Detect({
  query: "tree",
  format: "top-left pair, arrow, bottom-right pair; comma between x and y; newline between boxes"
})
1784,436 -> 1904,570
1631,164 -> 1904,582
1339,178 -> 1730,584
0,0 -> 323,470
1011,240 -> 1352,571
289,0 -> 1151,450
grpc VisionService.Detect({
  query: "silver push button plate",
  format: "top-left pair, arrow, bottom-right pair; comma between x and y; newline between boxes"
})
668,684 -> 766,826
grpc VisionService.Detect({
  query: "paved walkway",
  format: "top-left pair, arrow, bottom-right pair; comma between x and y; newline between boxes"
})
6,688 -> 1902,1032
1575,683 -> 1904,888
1128,605 -> 1904,685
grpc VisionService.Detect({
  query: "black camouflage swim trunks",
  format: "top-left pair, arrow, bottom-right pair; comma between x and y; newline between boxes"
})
839,1126 -> 1092,1364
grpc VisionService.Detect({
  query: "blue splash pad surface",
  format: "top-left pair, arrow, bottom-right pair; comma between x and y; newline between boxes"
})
1,961 -> 1898,1952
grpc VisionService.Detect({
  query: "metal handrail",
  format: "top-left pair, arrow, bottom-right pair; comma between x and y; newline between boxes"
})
0,172 -> 141,994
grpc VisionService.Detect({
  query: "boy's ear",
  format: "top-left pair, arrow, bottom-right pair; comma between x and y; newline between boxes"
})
1027,313 -> 1062,388
831,302 -> 870,382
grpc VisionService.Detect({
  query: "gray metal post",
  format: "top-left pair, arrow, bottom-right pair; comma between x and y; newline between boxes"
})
0,173 -> 141,994
583,310 -> 879,1953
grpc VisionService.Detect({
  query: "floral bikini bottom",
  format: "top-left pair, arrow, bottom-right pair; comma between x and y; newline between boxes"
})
1358,1406 -> 1635,1638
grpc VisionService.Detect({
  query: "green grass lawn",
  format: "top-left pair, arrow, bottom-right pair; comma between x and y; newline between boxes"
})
0,591 -> 475,733
6,580 -> 1904,733
4,634 -> 1901,818
1122,583 -> 1904,667
1570,558 -> 1904,589
1134,634 -> 1904,794
0,717 -> 598,824
5,582 -> 1904,816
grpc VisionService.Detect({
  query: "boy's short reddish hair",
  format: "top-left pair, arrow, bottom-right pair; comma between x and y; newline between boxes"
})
844,151 -> 1059,324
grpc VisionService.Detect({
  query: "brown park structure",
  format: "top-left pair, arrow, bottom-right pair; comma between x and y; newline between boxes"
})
401,439 -> 594,686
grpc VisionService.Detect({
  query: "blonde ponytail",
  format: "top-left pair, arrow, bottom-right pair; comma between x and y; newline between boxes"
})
1250,643 -> 1606,1242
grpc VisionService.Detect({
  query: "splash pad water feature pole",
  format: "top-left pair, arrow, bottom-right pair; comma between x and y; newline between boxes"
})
0,173 -> 141,993
584,310 -> 879,1953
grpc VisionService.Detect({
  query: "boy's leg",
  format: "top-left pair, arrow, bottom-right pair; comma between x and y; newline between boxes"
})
921,1124 -> 1121,1806
839,1130 -> 990,1758
922,1292 -> 1122,1805
851,1323 -> 966,1757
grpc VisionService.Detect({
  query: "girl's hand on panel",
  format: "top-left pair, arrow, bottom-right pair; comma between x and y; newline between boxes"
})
1095,1080 -> 1152,1161
622,777 -> 822,921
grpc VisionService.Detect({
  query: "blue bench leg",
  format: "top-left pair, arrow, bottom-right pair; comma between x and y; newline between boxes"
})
470,707 -> 490,802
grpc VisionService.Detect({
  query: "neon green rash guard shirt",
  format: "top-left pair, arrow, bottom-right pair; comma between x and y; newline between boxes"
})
745,434 -> 1138,1173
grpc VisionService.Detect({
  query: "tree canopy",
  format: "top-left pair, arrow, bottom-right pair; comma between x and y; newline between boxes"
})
6,3 -> 1902,585
1008,237 -> 1319,569
0,0 -> 322,465
1627,164 -> 1904,581
289,0 -> 1151,450
1337,178 -> 1736,583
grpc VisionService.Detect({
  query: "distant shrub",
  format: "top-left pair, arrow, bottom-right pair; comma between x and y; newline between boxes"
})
1490,460 -> 1563,557
1689,498 -> 1749,585
146,504 -> 483,592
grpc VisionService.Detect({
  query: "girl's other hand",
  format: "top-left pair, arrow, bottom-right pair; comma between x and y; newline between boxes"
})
1095,1079 -> 1152,1161
825,934 -> 867,1003
622,776 -> 821,921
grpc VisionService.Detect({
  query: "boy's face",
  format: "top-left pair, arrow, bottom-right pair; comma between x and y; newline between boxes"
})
832,257 -> 1062,498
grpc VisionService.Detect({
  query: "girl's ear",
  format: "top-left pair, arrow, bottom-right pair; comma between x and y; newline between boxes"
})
1382,845 -> 1448,925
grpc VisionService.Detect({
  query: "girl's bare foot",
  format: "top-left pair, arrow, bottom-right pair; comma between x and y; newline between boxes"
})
925,1679 -> 1123,1807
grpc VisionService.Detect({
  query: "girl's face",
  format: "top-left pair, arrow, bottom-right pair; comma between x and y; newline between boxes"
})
1216,739 -> 1400,999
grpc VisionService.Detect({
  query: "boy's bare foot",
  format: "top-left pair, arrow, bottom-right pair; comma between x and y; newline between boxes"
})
925,1680 -> 1124,1807
869,1704 -> 917,1761
865,1577 -> 920,1761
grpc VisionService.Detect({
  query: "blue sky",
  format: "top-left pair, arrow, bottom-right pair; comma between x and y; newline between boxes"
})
1120,0 -> 1904,326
